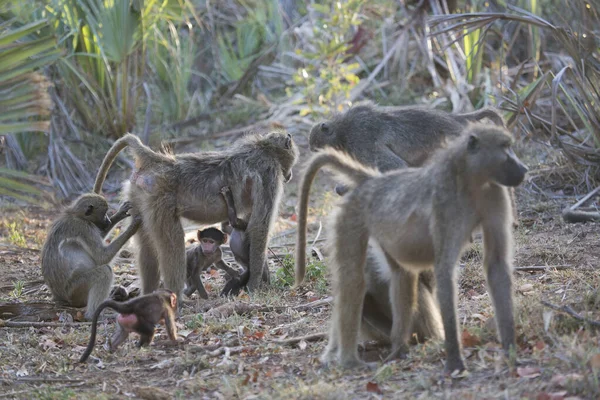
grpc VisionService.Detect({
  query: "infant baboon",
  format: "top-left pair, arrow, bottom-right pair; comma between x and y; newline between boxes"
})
41,194 -> 141,319
184,227 -> 241,299
79,289 -> 177,362
296,124 -> 527,373
93,130 -> 298,302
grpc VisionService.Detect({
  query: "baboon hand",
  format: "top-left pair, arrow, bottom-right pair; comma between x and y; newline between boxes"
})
117,201 -> 133,216
220,186 -> 231,195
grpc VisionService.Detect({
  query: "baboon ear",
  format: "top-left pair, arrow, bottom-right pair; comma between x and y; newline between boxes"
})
285,134 -> 293,149
85,205 -> 94,216
197,230 -> 202,241
320,122 -> 329,133
467,135 -> 479,151
170,293 -> 177,308
222,233 -> 228,244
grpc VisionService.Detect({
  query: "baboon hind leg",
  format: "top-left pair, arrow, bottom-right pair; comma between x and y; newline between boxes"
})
135,226 -> 160,296
69,264 -> 113,320
324,211 -> 369,368
147,206 -> 186,303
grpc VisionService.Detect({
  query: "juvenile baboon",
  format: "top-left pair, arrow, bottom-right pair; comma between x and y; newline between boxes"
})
41,195 -> 141,320
296,124 -> 527,373
93,131 -> 298,301
184,227 -> 241,299
79,289 -> 177,362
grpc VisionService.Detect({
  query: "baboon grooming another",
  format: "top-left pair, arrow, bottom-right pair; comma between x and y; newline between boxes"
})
79,289 -> 177,362
41,195 -> 141,319
296,124 -> 527,372
93,131 -> 298,301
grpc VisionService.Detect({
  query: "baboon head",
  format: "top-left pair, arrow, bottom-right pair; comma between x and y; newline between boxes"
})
308,102 -> 376,152
69,193 -> 111,231
464,124 -> 528,187
197,228 -> 227,254
261,130 -> 299,182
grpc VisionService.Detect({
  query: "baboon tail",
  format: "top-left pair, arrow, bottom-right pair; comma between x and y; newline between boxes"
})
79,300 -> 117,362
295,148 -> 378,286
93,133 -> 144,194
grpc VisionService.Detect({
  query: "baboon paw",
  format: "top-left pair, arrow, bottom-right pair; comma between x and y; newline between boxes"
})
220,186 -> 231,195
118,201 -> 133,215
339,357 -> 370,370
444,360 -> 468,378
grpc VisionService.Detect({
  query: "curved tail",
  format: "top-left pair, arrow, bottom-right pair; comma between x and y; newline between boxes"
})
94,134 -> 144,194
79,300 -> 120,362
458,108 -> 505,128
294,148 -> 378,286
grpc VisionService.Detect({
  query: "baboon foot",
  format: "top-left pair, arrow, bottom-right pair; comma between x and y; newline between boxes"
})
183,286 -> 195,298
110,285 -> 128,302
444,358 -> 467,377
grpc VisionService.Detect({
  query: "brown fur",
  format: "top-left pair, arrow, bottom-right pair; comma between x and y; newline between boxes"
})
93,131 -> 298,302
79,289 -> 177,362
41,195 -> 140,320
296,124 -> 527,372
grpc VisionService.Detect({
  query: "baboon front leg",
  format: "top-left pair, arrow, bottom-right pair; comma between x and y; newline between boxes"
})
433,238 -> 465,374
246,224 -> 270,291
482,199 -> 516,356
385,263 -> 418,362
102,201 -> 133,236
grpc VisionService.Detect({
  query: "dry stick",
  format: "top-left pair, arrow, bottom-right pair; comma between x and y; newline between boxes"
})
0,377 -> 83,383
0,320 -> 91,328
562,186 -> 600,223
541,300 -> 600,328
272,332 -> 327,345
204,297 -> 332,319
514,265 -> 571,272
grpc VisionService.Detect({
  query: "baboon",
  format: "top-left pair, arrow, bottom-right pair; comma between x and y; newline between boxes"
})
184,227 -> 241,299
79,289 -> 177,362
93,131 -> 298,302
309,101 -> 505,172
41,195 -> 141,320
296,124 -> 527,373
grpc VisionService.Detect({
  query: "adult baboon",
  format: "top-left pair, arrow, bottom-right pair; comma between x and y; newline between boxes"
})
296,124 -> 527,373
94,130 -> 298,301
41,195 -> 141,319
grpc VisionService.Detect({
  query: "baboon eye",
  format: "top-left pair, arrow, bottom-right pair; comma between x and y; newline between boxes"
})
85,205 -> 94,216
285,134 -> 292,149
320,123 -> 329,134
467,135 -> 479,151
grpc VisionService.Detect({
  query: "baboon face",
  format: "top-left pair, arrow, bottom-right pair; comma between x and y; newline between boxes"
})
466,128 -> 528,187
72,194 -> 111,230
265,131 -> 298,182
309,122 -> 334,151
197,228 -> 227,254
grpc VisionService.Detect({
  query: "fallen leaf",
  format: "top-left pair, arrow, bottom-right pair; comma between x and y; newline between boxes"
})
517,366 -> 541,379
589,353 -> 600,370
536,391 -> 567,400
289,214 -> 297,222
366,381 -> 383,394
543,310 -> 554,332
461,330 -> 481,347
134,386 -> 171,400
298,340 -> 307,350
534,340 -> 545,351
15,366 -> 28,377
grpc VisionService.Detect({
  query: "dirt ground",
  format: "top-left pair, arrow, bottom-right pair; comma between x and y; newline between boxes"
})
1,142 -> 600,399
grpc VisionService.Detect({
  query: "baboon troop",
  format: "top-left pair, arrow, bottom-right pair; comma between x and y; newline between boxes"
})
35,100 -> 531,376
296,124 -> 527,372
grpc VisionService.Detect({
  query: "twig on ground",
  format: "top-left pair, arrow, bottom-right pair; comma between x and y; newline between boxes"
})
514,265 -> 571,272
0,377 -> 83,383
204,296 -> 333,319
272,332 -> 327,345
541,300 -> 600,328
0,320 -> 91,328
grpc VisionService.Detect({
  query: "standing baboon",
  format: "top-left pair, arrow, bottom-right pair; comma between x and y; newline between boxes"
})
296,124 -> 527,373
41,195 -> 141,319
79,289 -> 177,362
93,130 -> 298,301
